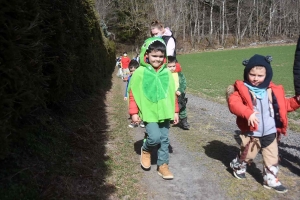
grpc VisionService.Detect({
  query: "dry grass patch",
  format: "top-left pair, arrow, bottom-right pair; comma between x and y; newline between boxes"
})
104,73 -> 147,200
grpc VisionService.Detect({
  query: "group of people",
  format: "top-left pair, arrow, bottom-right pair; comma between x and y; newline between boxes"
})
121,20 -> 300,194
116,52 -> 138,82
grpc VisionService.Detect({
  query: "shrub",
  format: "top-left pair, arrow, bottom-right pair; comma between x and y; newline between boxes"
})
0,0 -> 115,158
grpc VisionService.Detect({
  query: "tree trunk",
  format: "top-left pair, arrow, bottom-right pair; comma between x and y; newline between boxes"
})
209,0 -> 215,46
236,0 -> 241,45
221,0 -> 225,46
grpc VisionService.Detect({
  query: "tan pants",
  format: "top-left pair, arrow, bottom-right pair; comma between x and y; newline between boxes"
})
239,134 -> 278,167
122,68 -> 130,79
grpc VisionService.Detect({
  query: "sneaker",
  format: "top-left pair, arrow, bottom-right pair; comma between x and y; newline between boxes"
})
139,121 -> 145,128
263,183 -> 288,193
263,165 -> 288,193
158,163 -> 174,180
180,117 -> 190,130
128,122 -> 138,128
140,147 -> 151,169
230,157 -> 247,179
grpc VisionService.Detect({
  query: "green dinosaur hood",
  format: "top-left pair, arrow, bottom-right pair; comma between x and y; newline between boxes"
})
139,37 -> 167,68
128,37 -> 175,123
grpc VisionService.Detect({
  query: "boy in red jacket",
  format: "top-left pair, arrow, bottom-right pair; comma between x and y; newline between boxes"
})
120,52 -> 131,81
226,54 -> 300,193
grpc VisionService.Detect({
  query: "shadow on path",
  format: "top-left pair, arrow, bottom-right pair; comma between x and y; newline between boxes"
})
134,134 -> 174,166
203,140 -> 264,184
234,131 -> 300,176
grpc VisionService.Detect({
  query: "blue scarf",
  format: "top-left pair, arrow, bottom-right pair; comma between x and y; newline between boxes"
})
244,83 -> 267,99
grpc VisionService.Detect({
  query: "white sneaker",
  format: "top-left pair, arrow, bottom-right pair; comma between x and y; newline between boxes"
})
230,157 -> 247,179
128,122 -> 138,128
139,121 -> 145,128
263,166 -> 288,193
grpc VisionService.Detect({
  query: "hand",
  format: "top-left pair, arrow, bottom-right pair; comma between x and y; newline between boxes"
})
248,111 -> 259,127
277,133 -> 282,142
176,91 -> 181,96
173,113 -> 179,124
296,95 -> 300,103
131,114 -> 140,124
124,97 -> 127,101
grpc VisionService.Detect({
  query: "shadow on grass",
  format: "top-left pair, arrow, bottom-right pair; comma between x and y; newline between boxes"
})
203,140 -> 264,184
234,131 -> 300,176
0,76 -> 115,199
278,142 -> 300,176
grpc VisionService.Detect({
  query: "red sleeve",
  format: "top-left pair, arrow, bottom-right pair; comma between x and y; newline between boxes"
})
285,96 -> 300,112
175,62 -> 182,72
129,90 -> 139,115
228,91 -> 253,120
175,95 -> 179,113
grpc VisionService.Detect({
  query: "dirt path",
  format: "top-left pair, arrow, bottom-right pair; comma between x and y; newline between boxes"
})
117,76 -> 300,200
131,128 -> 228,200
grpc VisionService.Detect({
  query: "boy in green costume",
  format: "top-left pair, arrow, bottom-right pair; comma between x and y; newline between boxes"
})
167,56 -> 190,130
127,37 -> 179,179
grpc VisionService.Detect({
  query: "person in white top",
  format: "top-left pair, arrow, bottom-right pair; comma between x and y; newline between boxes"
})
150,20 -> 176,57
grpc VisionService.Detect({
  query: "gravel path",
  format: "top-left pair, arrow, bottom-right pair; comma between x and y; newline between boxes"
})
131,92 -> 300,200
186,93 -> 300,161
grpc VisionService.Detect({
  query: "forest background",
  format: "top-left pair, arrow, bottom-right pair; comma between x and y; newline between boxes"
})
96,0 -> 300,54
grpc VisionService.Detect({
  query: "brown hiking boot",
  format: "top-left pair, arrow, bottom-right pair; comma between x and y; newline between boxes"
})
140,147 -> 151,169
158,163 -> 174,180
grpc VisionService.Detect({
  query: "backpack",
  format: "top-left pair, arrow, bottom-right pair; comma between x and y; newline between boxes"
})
162,30 -> 177,57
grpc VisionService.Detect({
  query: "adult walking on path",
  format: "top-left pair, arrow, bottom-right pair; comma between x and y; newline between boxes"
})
293,35 -> 300,102
150,20 -> 176,57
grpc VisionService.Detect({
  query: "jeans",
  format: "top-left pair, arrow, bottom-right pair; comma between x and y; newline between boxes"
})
142,120 -> 170,166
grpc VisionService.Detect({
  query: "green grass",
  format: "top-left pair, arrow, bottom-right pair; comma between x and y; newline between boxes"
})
178,45 -> 296,98
177,44 -> 300,130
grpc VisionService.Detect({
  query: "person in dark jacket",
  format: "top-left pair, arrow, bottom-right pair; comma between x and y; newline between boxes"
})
150,20 -> 176,57
293,36 -> 300,102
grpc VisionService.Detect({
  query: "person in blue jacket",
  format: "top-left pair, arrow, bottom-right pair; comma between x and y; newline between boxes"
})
124,59 -> 144,128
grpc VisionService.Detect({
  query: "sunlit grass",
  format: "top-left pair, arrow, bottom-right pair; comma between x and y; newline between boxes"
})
177,44 -> 300,129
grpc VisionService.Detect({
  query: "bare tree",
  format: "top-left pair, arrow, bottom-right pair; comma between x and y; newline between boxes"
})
209,0 -> 215,46
95,0 -> 300,51
221,0 -> 225,46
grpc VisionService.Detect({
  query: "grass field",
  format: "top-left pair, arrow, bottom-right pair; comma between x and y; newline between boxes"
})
177,44 -> 300,128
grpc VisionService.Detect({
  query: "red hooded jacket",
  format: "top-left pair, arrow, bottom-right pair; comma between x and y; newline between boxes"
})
228,80 -> 300,135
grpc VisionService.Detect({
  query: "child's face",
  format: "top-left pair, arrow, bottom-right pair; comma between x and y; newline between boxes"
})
146,50 -> 165,69
167,62 -> 176,73
247,66 -> 266,86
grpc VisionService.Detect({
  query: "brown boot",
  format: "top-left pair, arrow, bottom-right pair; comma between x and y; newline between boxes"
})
158,163 -> 174,179
140,147 -> 151,169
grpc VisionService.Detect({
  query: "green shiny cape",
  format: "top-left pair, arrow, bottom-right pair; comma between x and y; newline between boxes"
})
128,37 -> 175,122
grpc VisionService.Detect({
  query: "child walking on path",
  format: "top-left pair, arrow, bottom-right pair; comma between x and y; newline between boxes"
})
226,54 -> 300,193
167,56 -> 190,130
124,59 -> 144,128
120,52 -> 130,81
127,37 -> 179,179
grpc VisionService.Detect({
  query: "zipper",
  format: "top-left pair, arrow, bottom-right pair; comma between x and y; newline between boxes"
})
259,99 -> 264,136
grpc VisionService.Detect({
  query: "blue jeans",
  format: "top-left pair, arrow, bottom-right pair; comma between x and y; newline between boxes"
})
142,120 -> 170,166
